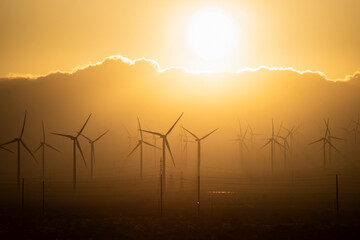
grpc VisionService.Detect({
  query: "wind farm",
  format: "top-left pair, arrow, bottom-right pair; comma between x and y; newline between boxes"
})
1,1 -> 360,239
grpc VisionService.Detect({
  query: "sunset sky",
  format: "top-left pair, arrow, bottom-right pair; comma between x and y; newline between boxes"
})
1,0 -> 359,79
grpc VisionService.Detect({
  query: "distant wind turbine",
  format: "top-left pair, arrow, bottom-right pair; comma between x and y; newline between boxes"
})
261,120 -> 284,172
278,126 -> 294,168
126,117 -> 160,179
231,121 -> 249,169
142,113 -> 183,190
0,111 -> 37,187
182,126 -> 218,216
51,114 -> 91,190
324,118 -> 344,167
33,121 -> 60,181
80,129 -> 109,181
310,119 -> 339,169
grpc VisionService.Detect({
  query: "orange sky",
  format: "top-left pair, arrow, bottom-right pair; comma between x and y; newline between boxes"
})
0,0 -> 359,78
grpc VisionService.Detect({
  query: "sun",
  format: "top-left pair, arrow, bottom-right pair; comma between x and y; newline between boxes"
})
187,8 -> 236,61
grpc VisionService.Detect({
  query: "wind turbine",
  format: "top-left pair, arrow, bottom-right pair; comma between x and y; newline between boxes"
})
309,119 -> 338,169
0,111 -> 37,187
278,126 -> 294,168
261,120 -> 284,172
246,122 -> 262,151
123,125 -> 138,153
141,113 -> 183,190
182,126 -> 218,216
33,121 -> 60,181
231,121 -> 249,169
80,129 -> 109,181
51,114 -> 91,190
126,117 -> 160,179
324,118 -> 344,167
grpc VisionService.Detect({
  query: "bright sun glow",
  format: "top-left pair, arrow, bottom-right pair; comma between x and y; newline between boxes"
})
187,8 -> 236,61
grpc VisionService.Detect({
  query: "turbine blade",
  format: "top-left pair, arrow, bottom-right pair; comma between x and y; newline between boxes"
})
44,143 -> 61,153
20,110 -> 27,138
331,136 -> 346,141
165,138 -> 175,167
0,139 -> 18,146
143,141 -> 161,150
137,117 -> 143,140
77,114 -> 92,137
261,140 -> 271,149
328,141 -> 340,154
141,129 -> 162,137
21,141 -> 37,163
182,127 -> 198,140
274,139 -> 284,149
200,128 -> 218,140
0,145 -> 13,154
80,133 -> 92,142
272,119 -> 274,137
94,130 -> 109,142
309,138 -> 324,145
33,144 -> 42,154
51,133 -> 73,139
166,112 -> 184,136
76,140 -> 87,167
126,142 -> 140,158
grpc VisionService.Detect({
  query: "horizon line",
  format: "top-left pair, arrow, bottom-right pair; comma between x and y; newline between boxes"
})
3,54 -> 359,82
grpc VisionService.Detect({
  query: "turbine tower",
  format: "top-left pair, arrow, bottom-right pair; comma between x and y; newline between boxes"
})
80,129 -> 109,181
51,114 -> 91,190
126,117 -> 160,179
141,113 -> 183,190
0,111 -> 37,187
182,126 -> 218,216
33,121 -> 60,181
261,120 -> 284,172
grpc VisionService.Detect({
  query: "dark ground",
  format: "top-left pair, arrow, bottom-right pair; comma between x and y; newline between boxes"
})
1,211 -> 360,240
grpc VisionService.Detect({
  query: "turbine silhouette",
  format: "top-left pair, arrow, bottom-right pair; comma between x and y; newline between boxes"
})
231,121 -> 249,169
182,126 -> 218,216
324,118 -> 344,167
126,117 -> 160,179
51,114 -> 91,190
310,119 -> 340,169
261,120 -> 284,172
141,113 -> 183,190
80,129 -> 109,181
33,121 -> 60,181
0,111 -> 37,187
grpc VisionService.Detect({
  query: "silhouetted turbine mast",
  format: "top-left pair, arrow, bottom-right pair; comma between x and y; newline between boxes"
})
182,126 -> 218,216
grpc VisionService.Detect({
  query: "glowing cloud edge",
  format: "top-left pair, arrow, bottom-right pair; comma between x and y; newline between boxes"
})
4,54 -> 359,83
